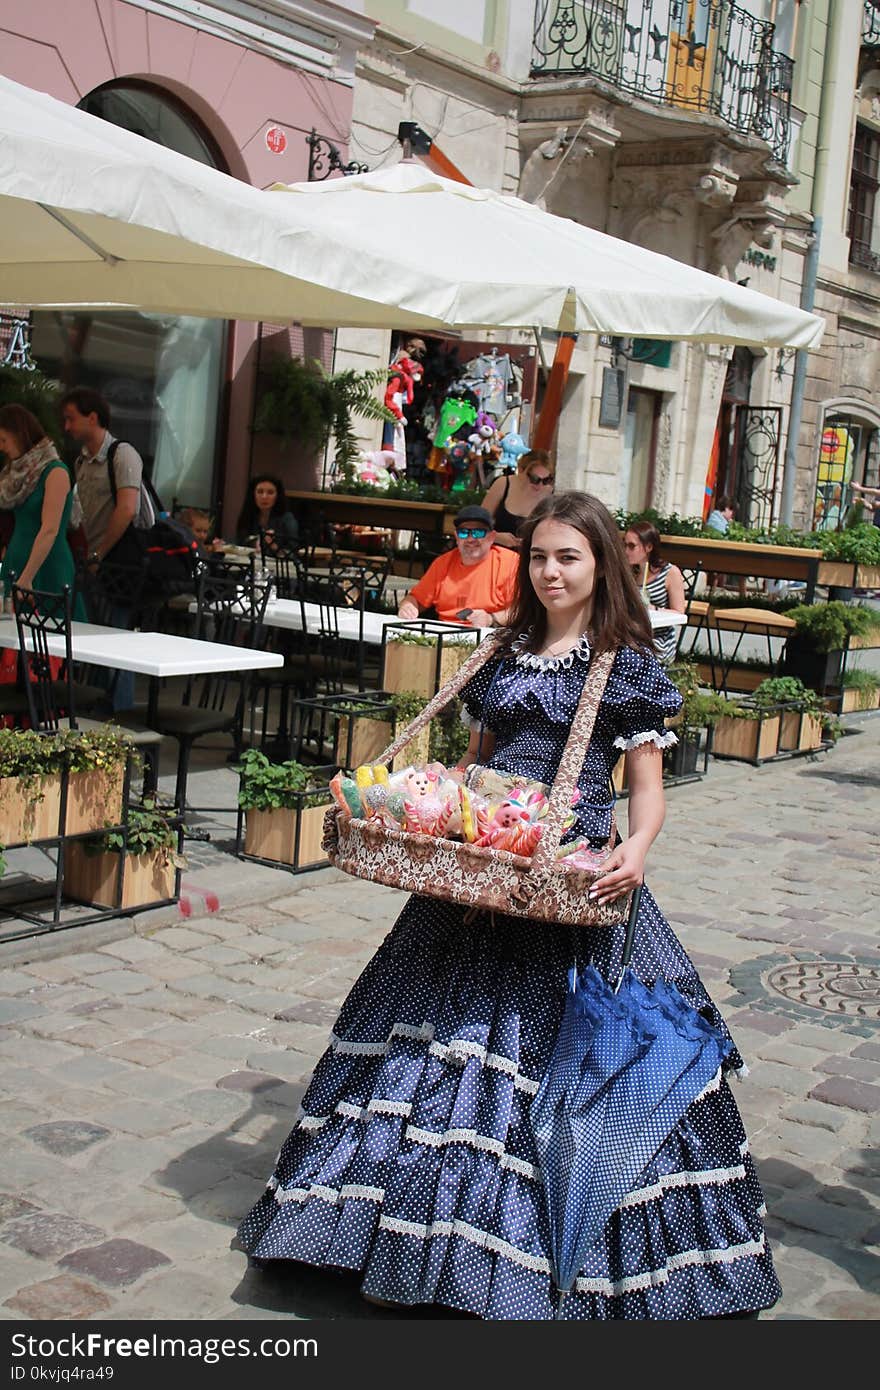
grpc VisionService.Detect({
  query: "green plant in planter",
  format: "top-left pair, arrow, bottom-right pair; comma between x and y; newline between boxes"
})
665,661 -> 726,739
387,630 -> 474,649
841,668 -> 880,695
254,356 -> 395,473
789,601 -> 875,652
237,749 -> 331,811
752,676 -> 824,713
814,524 -> 880,566
86,798 -> 187,867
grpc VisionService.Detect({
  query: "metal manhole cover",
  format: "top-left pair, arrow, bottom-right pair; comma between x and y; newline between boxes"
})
766,961 -> 880,1018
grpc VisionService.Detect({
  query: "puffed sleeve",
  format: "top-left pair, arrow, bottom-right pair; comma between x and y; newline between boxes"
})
603,646 -> 683,751
459,656 -> 502,732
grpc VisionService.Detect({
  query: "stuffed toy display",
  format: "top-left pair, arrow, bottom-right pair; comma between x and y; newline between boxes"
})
500,431 -> 530,470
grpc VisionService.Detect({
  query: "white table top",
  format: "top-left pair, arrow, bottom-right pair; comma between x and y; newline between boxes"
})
0,620 -> 283,678
259,601 -> 686,645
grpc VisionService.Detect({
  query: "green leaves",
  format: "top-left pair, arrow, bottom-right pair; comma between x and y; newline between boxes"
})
253,356 -> 396,473
0,727 -> 130,780
789,601 -> 876,653
236,749 -> 331,812
93,797 -> 181,859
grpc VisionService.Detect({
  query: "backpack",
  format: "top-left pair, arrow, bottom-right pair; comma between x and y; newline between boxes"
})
106,442 -> 202,596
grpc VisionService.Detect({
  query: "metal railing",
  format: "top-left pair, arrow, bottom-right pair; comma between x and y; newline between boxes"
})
531,0 -> 793,162
865,1 -> 880,47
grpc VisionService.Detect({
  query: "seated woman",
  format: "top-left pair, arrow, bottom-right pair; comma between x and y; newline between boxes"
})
0,403 -> 85,617
235,475 -> 299,552
480,449 -> 554,549
623,519 -> 686,664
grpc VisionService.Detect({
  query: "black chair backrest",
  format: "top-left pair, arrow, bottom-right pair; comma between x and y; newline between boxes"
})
331,557 -> 392,612
295,572 -> 352,694
188,568 -> 271,712
80,558 -> 149,628
12,584 -> 76,731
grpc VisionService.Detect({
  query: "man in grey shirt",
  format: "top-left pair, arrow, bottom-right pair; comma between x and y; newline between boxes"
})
61,387 -> 143,709
61,387 -> 143,566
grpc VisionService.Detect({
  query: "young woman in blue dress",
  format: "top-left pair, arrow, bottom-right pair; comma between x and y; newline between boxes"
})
237,491 -> 779,1320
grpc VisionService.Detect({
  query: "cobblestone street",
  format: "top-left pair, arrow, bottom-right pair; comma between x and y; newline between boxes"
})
1,718 -> 878,1322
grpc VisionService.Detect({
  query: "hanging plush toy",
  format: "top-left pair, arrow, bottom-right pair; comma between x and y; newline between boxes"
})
500,431 -> 530,471
353,450 -> 396,489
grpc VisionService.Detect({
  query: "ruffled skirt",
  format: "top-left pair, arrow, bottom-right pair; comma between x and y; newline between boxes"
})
237,888 -> 781,1319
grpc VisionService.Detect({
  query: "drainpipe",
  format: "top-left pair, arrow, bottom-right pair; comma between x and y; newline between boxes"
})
779,0 -> 844,524
779,217 -> 821,524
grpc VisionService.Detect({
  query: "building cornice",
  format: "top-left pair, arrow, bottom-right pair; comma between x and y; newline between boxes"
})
373,24 -> 521,98
123,0 -> 376,83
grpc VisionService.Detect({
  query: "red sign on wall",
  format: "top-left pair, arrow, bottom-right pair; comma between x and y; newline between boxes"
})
265,125 -> 287,155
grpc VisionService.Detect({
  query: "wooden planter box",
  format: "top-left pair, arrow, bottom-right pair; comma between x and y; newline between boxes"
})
817,561 -> 854,588
664,736 -> 703,778
336,713 -> 430,773
848,630 -> 880,651
856,564 -> 880,589
712,714 -> 780,762
244,800 -> 331,872
778,711 -> 825,752
381,630 -> 479,698
65,767 -> 125,836
695,662 -> 769,693
840,686 -> 880,713
0,774 -> 62,845
64,843 -> 175,910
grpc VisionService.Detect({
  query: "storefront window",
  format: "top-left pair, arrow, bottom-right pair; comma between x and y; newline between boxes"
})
30,83 -> 226,508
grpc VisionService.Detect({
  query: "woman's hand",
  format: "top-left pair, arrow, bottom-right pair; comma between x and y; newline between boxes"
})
588,838 -> 646,906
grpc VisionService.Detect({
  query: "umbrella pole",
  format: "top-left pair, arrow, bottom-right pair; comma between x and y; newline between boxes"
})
615,883 -> 643,993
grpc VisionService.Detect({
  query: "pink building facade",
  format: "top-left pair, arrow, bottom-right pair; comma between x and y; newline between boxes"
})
0,0 -> 374,526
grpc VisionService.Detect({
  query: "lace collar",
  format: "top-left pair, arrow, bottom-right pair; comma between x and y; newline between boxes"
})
510,630 -> 591,671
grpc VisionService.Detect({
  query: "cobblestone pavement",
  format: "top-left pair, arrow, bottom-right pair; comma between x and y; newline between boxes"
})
1,718 -> 878,1322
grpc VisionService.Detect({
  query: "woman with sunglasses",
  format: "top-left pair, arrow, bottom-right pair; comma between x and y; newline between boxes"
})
481,448 -> 555,549
624,519 -> 687,664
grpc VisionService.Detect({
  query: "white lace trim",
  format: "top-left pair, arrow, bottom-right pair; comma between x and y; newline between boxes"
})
612,729 -> 678,751
617,1164 -> 747,1209
693,1068 -> 722,1104
376,1215 -> 766,1298
329,1025 -> 541,1096
511,631 -> 591,671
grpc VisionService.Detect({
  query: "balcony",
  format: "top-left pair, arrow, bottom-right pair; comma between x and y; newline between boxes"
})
530,0 -> 793,163
865,1 -> 880,47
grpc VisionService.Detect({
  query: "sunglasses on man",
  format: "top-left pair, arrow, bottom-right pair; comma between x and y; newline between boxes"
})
456,527 -> 489,539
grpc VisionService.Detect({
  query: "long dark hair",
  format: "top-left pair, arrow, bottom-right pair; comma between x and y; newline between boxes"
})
625,518 -> 663,570
0,404 -> 47,455
236,474 -> 289,537
505,491 -> 653,656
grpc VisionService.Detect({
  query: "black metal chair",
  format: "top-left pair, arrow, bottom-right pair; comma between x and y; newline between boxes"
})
11,584 -> 106,731
255,572 -> 365,753
124,568 -> 271,811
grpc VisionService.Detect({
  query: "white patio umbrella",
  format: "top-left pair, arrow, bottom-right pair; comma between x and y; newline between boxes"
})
0,74 -> 823,348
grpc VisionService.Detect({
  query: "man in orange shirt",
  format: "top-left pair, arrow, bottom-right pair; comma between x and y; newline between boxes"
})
398,505 -> 518,629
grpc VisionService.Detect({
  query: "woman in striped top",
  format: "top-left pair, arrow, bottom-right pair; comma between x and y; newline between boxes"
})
624,519 -> 686,663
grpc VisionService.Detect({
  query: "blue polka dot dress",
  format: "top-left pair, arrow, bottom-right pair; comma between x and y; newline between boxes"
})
237,638 -> 781,1319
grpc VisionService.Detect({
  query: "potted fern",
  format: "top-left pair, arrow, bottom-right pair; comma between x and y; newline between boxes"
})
237,750 -> 332,872
782,602 -> 876,691
64,799 -> 184,910
254,356 -> 395,475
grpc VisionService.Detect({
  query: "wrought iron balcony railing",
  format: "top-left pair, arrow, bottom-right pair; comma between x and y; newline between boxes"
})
865,1 -> 880,47
531,0 -> 793,163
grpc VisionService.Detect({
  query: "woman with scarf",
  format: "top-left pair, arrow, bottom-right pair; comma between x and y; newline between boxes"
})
0,404 -> 84,614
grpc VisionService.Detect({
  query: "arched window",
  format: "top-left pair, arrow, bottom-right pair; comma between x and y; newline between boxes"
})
31,82 -> 227,510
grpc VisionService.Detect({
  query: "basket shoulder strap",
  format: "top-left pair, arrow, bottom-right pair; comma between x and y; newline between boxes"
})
374,631 -> 504,767
529,647 -> 617,875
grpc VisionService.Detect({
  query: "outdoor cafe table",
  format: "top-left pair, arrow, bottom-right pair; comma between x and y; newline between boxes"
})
259,600 -> 686,646
0,620 -> 282,726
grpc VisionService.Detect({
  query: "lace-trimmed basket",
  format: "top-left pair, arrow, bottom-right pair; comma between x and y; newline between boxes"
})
323,635 -> 629,927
